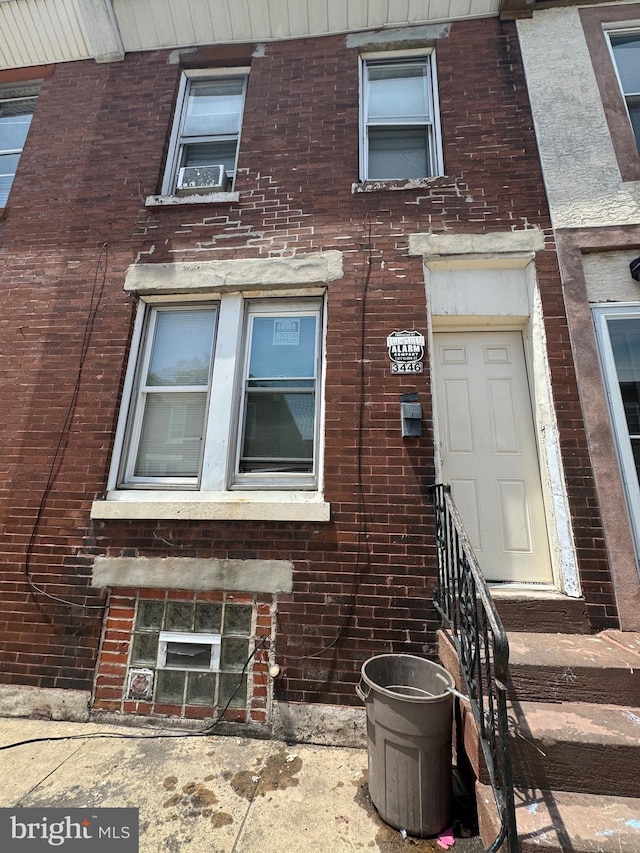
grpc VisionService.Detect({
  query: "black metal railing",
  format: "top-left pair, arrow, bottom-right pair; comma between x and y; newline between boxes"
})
427,483 -> 518,853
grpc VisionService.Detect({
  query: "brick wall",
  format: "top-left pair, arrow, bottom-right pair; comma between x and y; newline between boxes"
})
0,19 -> 617,715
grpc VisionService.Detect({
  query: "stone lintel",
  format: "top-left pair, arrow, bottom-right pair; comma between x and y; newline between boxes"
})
92,556 -> 293,594
124,251 -> 344,294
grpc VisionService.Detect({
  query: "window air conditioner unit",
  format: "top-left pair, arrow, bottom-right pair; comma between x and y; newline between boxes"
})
176,165 -> 227,194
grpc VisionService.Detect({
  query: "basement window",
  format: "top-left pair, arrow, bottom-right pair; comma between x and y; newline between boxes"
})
128,599 -> 253,708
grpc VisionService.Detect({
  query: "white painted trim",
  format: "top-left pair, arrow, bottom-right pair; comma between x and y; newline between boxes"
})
524,262 -> 581,597
106,302 -> 146,492
359,47 -> 436,60
202,293 -> 242,491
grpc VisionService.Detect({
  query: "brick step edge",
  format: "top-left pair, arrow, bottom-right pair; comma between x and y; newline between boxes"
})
462,700 -> 640,797
507,630 -> 640,706
476,781 -> 640,853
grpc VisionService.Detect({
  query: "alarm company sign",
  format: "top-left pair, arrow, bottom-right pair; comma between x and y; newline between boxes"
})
387,330 -> 425,374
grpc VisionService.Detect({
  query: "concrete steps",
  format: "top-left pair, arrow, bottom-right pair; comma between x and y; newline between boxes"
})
493,596 -> 591,634
438,628 -> 640,852
508,630 -> 640,706
461,698 -> 640,797
476,782 -> 640,853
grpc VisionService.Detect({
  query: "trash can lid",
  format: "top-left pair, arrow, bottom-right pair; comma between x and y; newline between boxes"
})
359,654 -> 454,703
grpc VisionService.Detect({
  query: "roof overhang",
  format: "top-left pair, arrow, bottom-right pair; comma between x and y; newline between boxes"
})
0,0 -> 503,71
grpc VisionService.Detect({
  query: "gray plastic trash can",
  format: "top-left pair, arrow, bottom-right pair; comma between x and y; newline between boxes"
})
356,654 -> 455,838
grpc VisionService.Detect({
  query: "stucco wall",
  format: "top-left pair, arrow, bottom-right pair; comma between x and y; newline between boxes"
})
517,7 -> 640,229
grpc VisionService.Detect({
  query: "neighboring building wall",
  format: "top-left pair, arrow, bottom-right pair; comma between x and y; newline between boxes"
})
517,6 -> 640,229
517,4 -> 640,630
0,18 -> 617,726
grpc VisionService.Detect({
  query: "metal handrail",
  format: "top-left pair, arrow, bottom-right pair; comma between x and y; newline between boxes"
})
426,483 -> 518,853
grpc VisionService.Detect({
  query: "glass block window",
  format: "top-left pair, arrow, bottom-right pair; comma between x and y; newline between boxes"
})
128,599 -> 253,709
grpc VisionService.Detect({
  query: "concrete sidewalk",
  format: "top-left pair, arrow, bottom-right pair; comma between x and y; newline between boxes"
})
0,717 -> 483,852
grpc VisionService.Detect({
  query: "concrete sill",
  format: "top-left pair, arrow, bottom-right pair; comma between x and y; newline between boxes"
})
145,192 -> 240,207
351,176 -> 454,193
91,492 -> 331,522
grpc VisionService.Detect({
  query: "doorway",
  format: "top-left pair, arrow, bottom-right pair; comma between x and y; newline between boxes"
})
433,329 -> 553,584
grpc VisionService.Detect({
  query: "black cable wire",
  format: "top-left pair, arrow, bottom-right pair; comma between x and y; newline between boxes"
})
0,638 -> 268,751
276,218 -> 374,661
203,636 -> 267,730
24,243 -> 110,611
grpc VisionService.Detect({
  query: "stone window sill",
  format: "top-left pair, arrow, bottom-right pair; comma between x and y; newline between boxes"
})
91,491 -> 331,522
351,176 -> 454,193
145,192 -> 239,207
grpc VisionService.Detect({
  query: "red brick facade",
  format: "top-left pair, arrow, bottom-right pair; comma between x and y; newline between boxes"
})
0,19 -> 618,722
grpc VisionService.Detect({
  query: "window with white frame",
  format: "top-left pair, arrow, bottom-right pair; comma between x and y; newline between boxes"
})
594,305 -> 640,557
0,84 -> 38,207
608,31 -> 640,152
162,69 -> 248,196
115,294 -> 323,491
360,54 -> 442,181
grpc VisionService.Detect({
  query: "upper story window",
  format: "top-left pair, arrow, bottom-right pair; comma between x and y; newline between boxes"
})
0,85 -> 38,207
608,32 -> 640,153
162,69 -> 248,196
360,54 -> 442,181
114,294 -> 323,492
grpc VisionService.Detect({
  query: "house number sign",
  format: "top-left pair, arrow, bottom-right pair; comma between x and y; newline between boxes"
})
387,330 -> 425,374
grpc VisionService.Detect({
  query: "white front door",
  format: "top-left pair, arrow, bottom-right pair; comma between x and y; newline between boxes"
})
433,330 -> 553,584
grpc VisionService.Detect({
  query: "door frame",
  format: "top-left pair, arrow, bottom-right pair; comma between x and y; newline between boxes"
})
411,234 -> 581,597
